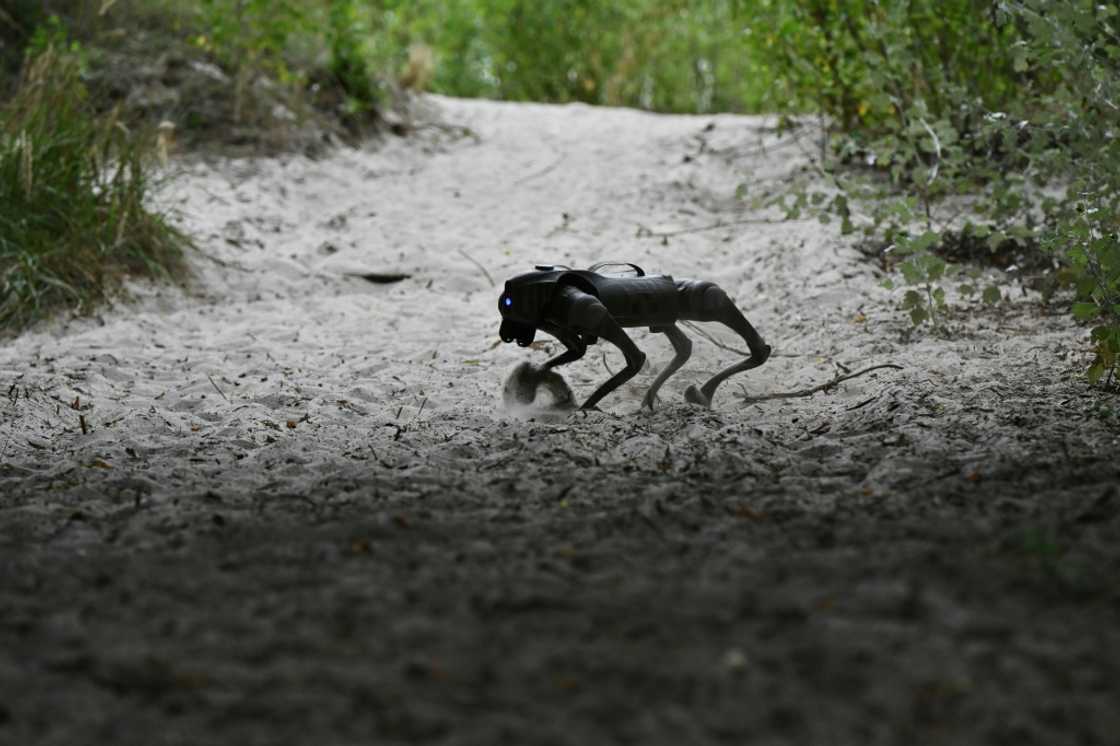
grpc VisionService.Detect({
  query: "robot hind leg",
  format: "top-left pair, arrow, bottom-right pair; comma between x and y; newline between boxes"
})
676,280 -> 770,408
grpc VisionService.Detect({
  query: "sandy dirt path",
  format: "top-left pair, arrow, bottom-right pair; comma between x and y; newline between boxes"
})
1,96 -> 1119,745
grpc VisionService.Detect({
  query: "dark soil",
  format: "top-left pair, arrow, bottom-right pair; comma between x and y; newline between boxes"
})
2,379 -> 1118,746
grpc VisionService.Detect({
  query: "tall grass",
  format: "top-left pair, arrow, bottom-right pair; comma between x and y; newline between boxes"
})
0,44 -> 187,332
367,0 -> 777,114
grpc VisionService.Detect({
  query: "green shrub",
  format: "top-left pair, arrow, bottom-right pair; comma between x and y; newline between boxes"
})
760,0 -> 1020,131
767,0 -> 1119,385
0,44 -> 186,332
368,0 -> 775,113
1023,0 -> 1120,385
191,0 -> 379,130
195,0 -> 309,121
326,0 -> 379,119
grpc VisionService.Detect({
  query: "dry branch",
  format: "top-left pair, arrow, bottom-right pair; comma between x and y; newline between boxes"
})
207,374 -> 230,403
514,150 -> 565,186
736,364 -> 904,405
458,249 -> 495,287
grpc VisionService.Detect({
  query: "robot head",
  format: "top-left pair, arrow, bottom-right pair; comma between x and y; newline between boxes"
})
499,318 -> 536,347
498,269 -> 565,346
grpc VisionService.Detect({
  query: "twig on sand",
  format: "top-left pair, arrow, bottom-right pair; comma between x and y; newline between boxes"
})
636,216 -> 782,240
207,374 -> 231,403
846,395 -> 880,411
458,249 -> 495,287
194,248 -> 251,272
736,364 -> 904,405
514,150 -> 565,186
410,121 -> 480,142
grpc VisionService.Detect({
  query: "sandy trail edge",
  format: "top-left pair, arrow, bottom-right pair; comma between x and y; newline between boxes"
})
1,95 -> 1118,745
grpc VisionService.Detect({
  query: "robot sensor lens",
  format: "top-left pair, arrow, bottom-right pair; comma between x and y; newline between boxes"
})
504,297 -> 512,307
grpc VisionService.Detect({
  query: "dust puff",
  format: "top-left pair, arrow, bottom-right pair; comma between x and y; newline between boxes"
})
502,362 -> 577,417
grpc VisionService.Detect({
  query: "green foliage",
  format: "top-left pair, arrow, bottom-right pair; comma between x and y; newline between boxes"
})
370,0 -> 776,113
194,0 -> 307,121
327,0 -> 378,114
195,0 -> 302,68
760,0 -> 1019,132
1019,1 -> 1120,386
894,233 -> 947,327
0,43 -> 186,332
770,0 -> 1120,384
189,0 -> 380,125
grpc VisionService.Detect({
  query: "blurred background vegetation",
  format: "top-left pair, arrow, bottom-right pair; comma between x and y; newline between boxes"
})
0,0 -> 1117,384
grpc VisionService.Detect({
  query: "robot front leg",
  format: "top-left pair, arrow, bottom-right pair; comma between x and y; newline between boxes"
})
538,323 -> 587,371
581,325 -> 646,410
552,287 -> 646,410
503,323 -> 584,408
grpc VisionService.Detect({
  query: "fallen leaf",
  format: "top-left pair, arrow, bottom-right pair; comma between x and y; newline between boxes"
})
734,504 -> 765,521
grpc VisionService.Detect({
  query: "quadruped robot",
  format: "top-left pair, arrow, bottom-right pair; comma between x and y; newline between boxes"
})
498,263 -> 771,410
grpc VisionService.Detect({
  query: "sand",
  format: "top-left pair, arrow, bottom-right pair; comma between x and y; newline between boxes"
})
1,95 -> 1118,745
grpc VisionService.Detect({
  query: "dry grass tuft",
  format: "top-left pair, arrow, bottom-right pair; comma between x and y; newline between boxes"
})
0,44 -> 187,332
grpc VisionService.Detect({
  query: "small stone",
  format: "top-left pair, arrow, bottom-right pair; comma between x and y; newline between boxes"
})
721,647 -> 748,673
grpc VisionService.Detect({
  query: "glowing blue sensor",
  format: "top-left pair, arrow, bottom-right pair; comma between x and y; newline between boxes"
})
504,297 -> 512,307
